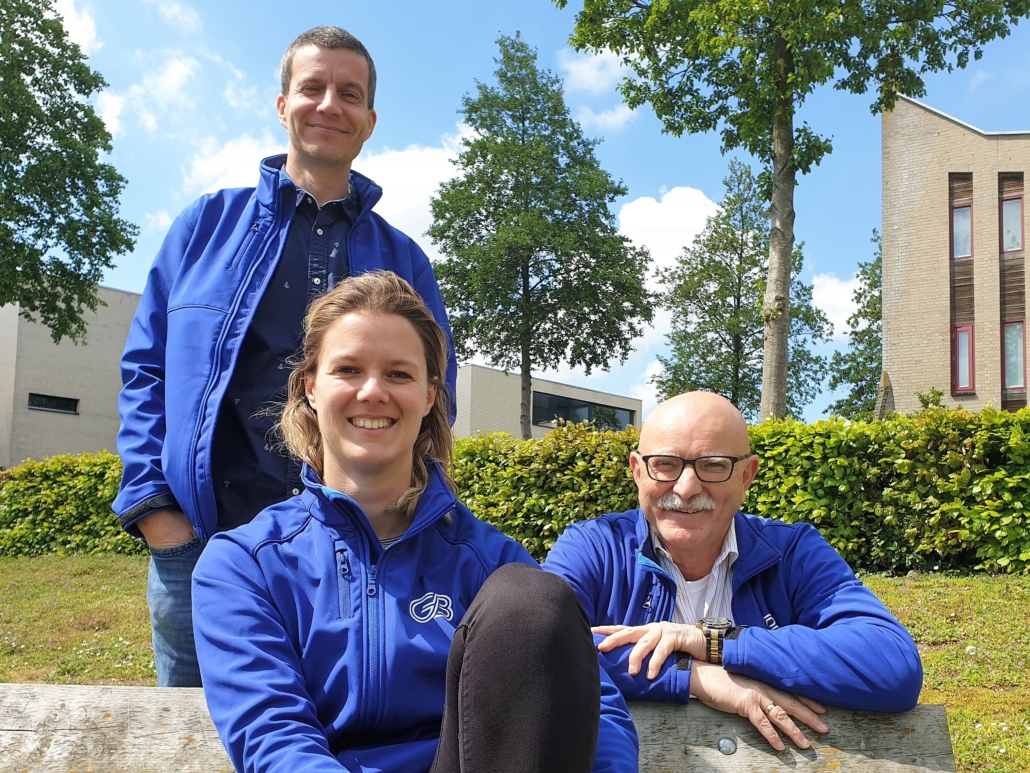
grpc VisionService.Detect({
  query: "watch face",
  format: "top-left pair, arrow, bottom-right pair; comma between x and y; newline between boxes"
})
701,617 -> 732,629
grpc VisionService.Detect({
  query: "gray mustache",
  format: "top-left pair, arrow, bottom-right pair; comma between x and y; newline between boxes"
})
656,492 -> 717,512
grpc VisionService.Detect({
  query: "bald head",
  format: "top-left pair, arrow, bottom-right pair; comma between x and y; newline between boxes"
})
640,392 -> 750,458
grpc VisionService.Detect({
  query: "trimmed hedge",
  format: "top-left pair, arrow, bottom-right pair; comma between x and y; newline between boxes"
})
2,409 -> 1029,571
0,452 -> 143,557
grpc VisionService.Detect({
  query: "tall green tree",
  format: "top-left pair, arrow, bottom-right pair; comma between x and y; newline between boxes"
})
653,161 -> 831,421
554,0 -> 1030,420
827,232 -> 882,419
1,0 -> 137,343
429,34 -> 653,439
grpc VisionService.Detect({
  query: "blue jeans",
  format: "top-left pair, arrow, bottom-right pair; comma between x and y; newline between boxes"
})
147,537 -> 204,687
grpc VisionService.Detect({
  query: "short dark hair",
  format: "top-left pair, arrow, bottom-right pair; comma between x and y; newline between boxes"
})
280,26 -> 376,109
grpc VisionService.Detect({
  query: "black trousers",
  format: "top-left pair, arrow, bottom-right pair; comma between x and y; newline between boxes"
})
430,563 -> 601,773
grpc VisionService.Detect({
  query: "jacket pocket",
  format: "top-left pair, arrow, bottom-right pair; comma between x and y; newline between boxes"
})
337,550 -> 353,620
228,221 -> 261,271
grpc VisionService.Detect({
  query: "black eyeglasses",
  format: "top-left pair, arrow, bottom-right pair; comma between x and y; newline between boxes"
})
640,454 -> 751,483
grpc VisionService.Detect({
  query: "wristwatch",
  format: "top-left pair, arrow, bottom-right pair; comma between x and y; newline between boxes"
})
697,617 -> 733,665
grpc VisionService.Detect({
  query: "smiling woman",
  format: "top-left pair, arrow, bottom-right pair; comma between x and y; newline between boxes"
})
190,271 -> 638,773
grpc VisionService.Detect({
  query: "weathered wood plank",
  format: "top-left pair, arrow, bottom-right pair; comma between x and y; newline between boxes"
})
630,701 -> 956,772
0,684 -> 955,772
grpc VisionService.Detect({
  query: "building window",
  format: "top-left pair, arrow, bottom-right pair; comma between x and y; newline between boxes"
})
27,393 -> 79,414
1004,321 -> 1026,390
1001,196 -> 1024,253
951,325 -> 975,394
951,204 -> 972,259
532,391 -> 634,430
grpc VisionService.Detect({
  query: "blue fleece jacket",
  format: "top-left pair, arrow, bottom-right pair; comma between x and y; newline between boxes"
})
193,464 -> 638,773
113,155 -> 456,541
544,509 -> 923,713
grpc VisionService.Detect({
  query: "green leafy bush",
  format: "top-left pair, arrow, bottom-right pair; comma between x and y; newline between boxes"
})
2,409 -> 1029,572
0,453 -> 142,556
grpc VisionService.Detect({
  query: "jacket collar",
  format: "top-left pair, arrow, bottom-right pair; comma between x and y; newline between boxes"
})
300,461 -> 457,542
257,154 -> 383,221
632,508 -> 781,586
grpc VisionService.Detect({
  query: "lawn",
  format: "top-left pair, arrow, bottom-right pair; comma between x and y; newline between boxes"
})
0,555 -> 1027,772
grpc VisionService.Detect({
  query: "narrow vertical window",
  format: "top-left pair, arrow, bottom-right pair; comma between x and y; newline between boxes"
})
951,205 -> 972,258
1002,197 -> 1024,253
952,324 -> 975,394
1004,321 -> 1025,390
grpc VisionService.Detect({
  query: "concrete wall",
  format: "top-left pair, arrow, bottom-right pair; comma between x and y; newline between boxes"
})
882,97 -> 1030,413
5,287 -> 139,465
0,304 -> 19,468
455,364 -> 641,439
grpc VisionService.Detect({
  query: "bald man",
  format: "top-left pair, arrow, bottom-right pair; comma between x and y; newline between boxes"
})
545,392 -> 922,751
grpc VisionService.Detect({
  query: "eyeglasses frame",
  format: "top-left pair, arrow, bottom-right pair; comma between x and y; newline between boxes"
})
639,453 -> 753,484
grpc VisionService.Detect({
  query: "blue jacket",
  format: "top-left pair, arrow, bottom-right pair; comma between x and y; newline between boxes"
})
113,155 -> 456,540
192,464 -> 638,773
544,509 -> 923,713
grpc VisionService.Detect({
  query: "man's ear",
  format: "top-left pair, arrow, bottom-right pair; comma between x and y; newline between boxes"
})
276,93 -> 288,129
741,455 -> 760,491
629,451 -> 646,486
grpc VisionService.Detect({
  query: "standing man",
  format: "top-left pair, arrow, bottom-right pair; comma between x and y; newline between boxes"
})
545,391 -> 922,751
113,26 -> 455,687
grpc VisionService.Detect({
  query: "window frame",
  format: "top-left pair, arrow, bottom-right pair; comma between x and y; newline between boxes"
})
1000,195 -> 1024,254
26,393 -> 80,415
1003,319 -> 1027,391
951,324 -> 976,395
950,203 -> 973,260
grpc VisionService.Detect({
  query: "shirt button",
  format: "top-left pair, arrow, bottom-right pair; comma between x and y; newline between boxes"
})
312,277 -> 321,285
306,197 -> 313,205
292,488 -> 300,495
317,228 -> 323,235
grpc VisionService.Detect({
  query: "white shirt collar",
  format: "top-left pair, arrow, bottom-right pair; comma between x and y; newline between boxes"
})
651,518 -> 739,578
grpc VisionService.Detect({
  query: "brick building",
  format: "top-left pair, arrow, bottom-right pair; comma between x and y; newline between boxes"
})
882,96 -> 1030,414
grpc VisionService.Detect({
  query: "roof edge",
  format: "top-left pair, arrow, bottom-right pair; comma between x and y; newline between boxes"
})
898,94 -> 1030,137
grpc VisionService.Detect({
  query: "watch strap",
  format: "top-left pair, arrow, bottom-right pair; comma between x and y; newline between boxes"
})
119,493 -> 181,527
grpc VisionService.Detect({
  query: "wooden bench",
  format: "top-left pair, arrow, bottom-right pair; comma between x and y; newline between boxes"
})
0,683 -> 955,772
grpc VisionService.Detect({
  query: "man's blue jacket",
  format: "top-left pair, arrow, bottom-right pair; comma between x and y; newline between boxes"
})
193,463 -> 638,773
112,155 -> 455,541
544,508 -> 923,712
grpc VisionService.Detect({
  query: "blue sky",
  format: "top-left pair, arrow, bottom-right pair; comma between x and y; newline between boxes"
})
54,0 -> 1030,421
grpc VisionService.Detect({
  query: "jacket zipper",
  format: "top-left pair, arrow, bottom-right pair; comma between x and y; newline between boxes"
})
337,550 -> 351,619
229,222 -> 261,271
365,562 -> 380,726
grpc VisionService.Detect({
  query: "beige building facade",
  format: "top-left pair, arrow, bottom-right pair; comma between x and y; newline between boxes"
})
0,287 -> 140,468
882,96 -> 1030,414
455,364 -> 640,439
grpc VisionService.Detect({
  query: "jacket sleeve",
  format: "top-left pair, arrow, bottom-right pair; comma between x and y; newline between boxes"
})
593,662 -> 640,773
410,248 -> 457,423
546,523 -> 693,706
723,524 -> 923,712
193,536 -> 354,773
112,210 -> 197,534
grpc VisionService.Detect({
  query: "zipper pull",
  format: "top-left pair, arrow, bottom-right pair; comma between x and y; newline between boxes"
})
367,564 -> 378,597
643,593 -> 653,610
338,551 -> 349,577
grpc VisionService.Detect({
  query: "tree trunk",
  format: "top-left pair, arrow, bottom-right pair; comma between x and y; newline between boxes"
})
520,345 -> 533,439
760,30 -> 796,421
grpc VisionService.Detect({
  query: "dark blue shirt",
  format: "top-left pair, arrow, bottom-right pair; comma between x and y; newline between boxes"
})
211,175 -> 362,531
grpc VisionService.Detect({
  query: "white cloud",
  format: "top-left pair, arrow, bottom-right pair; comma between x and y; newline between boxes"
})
142,53 -> 200,109
630,359 -> 665,420
558,48 -> 624,94
577,105 -> 635,132
144,0 -> 201,32
617,186 -> 719,288
812,273 -> 860,342
53,0 -> 102,55
144,211 -> 173,233
95,91 -> 124,136
223,65 -> 261,112
182,131 -> 285,195
357,128 -> 468,261
968,70 -> 993,95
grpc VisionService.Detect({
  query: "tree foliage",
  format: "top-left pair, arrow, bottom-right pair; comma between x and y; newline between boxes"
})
554,0 -> 1030,419
0,0 -> 137,342
827,232 -> 883,419
653,161 -> 831,420
428,34 -> 653,438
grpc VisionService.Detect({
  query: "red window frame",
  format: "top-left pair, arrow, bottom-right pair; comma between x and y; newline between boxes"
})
952,324 -> 975,394
1000,195 -> 1024,253
1003,319 -> 1027,391
951,203 -> 973,260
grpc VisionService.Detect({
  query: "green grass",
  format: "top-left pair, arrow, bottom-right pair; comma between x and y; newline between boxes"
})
1,556 -> 1027,771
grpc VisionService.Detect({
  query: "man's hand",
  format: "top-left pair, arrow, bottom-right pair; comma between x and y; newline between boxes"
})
690,661 -> 829,751
137,508 -> 197,549
593,622 -> 707,679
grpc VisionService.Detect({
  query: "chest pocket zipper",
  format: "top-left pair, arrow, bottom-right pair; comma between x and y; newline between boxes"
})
336,551 -> 352,619
228,222 -> 262,271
